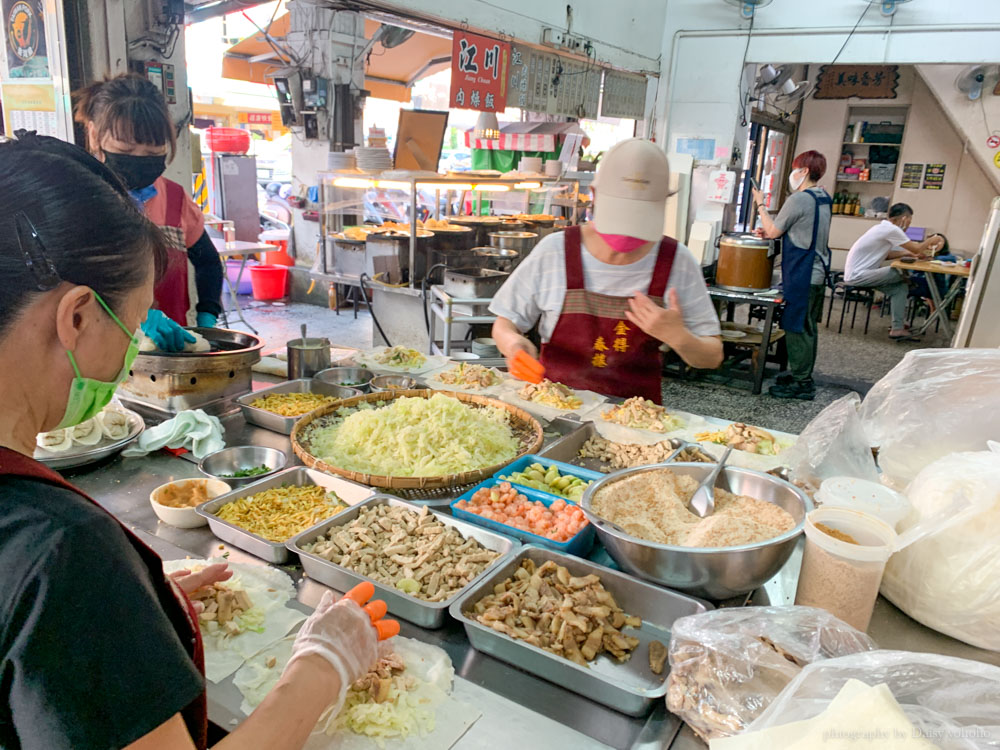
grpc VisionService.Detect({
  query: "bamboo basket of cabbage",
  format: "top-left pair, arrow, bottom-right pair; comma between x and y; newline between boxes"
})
290,390 -> 544,490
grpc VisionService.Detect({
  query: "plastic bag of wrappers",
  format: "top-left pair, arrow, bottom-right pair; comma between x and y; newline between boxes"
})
859,348 -> 1000,489
665,606 -> 876,742
784,393 -> 879,491
734,650 -> 1000,749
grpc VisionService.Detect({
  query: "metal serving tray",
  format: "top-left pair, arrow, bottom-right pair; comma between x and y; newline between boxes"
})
449,545 -> 711,716
236,379 -> 361,434
196,467 -> 375,563
536,421 -> 685,472
287,495 -> 519,628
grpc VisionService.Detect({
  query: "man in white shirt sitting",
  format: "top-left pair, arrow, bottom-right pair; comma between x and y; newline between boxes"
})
844,203 -> 943,339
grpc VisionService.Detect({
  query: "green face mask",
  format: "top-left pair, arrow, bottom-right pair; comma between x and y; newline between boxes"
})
55,292 -> 140,430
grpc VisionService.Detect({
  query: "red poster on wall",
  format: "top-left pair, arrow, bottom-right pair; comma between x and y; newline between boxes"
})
449,31 -> 509,112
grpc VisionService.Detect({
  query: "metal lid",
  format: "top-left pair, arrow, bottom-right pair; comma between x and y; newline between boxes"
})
488,231 -> 538,239
450,215 -> 503,225
720,233 -> 772,248
368,229 -> 433,240
472,246 -> 519,258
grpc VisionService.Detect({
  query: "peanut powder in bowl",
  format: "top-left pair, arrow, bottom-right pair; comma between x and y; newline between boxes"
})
589,469 -> 796,548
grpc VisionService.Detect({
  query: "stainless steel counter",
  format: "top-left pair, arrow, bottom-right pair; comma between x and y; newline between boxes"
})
66,408 -> 681,750
65,401 -> 1000,750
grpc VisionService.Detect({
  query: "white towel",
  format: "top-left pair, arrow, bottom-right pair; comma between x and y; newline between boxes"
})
122,409 -> 225,459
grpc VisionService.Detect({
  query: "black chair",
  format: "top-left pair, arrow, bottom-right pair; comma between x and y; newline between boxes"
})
826,272 -> 877,334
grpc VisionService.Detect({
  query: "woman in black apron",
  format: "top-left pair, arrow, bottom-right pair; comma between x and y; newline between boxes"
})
752,151 -> 833,401
0,134 -> 392,750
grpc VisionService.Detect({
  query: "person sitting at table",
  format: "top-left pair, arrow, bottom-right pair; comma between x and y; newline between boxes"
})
910,234 -> 959,301
75,74 -> 223,351
844,203 -> 943,340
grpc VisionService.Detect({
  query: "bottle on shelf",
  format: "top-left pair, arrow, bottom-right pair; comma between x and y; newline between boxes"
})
833,192 -> 843,214
853,195 -> 861,215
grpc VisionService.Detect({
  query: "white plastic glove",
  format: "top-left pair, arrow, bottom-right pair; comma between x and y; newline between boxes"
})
286,590 -> 379,714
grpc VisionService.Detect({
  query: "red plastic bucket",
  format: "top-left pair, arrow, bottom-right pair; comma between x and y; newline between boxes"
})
206,127 -> 250,154
250,264 -> 288,300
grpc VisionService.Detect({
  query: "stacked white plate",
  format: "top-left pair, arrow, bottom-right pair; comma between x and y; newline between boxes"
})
355,146 -> 393,172
328,150 -> 356,171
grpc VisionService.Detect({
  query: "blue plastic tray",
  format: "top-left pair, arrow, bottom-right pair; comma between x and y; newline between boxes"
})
493,455 -> 603,501
451,479 -> 595,556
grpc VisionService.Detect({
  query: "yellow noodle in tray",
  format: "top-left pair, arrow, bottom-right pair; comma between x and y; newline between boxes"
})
249,392 -> 340,417
214,485 -> 347,542
307,393 -> 518,477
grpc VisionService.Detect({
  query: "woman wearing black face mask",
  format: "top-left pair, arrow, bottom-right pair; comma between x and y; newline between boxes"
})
74,74 -> 223,351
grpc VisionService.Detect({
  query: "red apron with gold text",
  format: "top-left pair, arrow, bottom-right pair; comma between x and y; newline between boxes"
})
0,448 -> 209,750
153,179 -> 196,326
539,225 -> 677,404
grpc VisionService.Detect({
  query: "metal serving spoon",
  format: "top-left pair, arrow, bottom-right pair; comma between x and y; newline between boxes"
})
687,447 -> 733,518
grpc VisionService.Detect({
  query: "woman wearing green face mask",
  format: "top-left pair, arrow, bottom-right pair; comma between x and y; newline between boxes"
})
0,134 -> 389,750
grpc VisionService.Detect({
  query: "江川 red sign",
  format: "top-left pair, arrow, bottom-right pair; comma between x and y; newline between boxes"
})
449,31 -> 509,112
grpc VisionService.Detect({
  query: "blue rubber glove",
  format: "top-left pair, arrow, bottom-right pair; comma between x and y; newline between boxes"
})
196,312 -> 218,329
142,309 -> 196,352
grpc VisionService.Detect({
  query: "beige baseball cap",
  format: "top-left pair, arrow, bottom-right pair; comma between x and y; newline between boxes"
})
593,138 -> 670,242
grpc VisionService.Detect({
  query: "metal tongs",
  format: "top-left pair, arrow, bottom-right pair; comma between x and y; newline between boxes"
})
509,349 -> 545,384
687,447 -> 732,518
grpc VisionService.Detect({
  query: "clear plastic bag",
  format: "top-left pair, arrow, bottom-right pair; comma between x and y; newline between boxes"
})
666,606 -> 876,741
880,448 -> 1000,651
784,393 -> 880,489
740,650 -> 1000,749
859,349 -> 1000,488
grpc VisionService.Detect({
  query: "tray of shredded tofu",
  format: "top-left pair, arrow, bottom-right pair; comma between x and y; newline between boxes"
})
197,467 -> 375,563
286,495 -> 519,628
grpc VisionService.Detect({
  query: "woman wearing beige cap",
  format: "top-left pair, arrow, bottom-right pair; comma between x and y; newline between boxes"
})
490,138 -> 722,403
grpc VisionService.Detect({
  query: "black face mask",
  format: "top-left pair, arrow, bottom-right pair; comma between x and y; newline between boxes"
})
103,151 -> 167,191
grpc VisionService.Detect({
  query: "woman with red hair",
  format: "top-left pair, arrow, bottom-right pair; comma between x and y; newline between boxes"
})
752,150 -> 832,401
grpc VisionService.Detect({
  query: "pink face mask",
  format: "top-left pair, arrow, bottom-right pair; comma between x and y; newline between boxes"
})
596,231 -> 649,253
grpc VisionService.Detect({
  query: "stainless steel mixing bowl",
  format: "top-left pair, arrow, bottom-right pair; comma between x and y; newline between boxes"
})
369,374 -> 423,392
198,446 -> 287,487
314,367 -> 374,392
581,463 -> 811,599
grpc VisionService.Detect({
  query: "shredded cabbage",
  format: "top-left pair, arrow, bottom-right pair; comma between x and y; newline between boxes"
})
306,393 -> 519,477
326,678 -> 446,747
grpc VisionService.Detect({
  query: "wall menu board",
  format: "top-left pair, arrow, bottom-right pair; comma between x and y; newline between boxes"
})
508,44 -> 531,110
602,70 -> 647,119
900,163 -> 923,190
1,80 -> 57,137
554,57 -> 600,119
508,43 -> 600,119
923,163 -> 946,190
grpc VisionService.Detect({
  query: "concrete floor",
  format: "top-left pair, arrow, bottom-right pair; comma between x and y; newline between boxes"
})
226,297 -> 373,355
226,290 -> 943,435
661,292 -> 951,433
